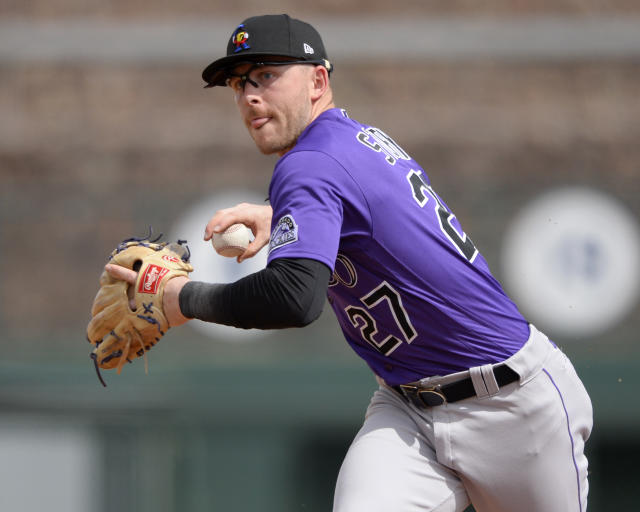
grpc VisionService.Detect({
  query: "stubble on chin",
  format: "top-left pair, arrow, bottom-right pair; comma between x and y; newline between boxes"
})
251,132 -> 287,155
250,123 -> 302,156
248,98 -> 311,155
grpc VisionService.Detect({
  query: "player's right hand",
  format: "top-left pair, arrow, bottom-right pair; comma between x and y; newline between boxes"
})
203,202 -> 273,262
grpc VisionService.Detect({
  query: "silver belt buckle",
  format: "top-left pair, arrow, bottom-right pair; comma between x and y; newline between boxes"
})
399,384 -> 447,407
418,387 -> 447,406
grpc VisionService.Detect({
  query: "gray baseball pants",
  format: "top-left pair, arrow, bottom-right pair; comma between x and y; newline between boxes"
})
333,325 -> 593,512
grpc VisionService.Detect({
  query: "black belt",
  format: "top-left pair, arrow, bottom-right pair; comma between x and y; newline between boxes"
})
393,364 -> 519,408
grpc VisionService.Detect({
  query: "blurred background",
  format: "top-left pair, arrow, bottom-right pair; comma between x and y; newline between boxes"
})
1,1 -> 639,511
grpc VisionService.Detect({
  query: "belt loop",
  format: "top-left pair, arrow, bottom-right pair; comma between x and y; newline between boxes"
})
481,365 -> 500,396
469,366 -> 489,398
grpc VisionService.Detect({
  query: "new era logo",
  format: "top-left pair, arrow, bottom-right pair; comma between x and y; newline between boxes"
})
303,43 -> 314,54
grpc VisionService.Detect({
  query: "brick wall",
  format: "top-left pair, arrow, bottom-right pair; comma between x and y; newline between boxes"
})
1,7 -> 638,362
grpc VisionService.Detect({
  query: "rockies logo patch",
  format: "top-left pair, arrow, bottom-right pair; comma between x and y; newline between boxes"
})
269,214 -> 298,253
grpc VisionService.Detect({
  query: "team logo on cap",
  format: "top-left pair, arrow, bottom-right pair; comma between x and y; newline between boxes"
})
231,24 -> 250,53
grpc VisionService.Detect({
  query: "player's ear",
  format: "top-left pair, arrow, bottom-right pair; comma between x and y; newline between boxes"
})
309,65 -> 330,101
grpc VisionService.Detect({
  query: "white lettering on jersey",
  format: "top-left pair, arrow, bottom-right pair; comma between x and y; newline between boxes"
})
356,127 -> 411,165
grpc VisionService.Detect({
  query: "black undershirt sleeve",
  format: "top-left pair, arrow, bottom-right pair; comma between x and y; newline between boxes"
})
178,257 -> 331,329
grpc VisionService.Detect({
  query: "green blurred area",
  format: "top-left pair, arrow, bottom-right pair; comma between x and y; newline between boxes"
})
1,352 -> 639,511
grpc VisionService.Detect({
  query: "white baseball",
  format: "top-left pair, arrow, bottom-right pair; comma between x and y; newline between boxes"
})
212,223 -> 251,258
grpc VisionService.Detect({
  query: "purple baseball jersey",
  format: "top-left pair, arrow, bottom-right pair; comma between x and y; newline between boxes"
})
267,108 -> 530,385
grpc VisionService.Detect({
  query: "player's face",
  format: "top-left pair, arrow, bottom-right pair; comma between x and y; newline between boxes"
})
228,63 -> 314,156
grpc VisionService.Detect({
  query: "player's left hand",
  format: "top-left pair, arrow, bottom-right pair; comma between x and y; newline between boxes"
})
86,235 -> 194,386
104,263 -> 190,328
204,203 -> 272,262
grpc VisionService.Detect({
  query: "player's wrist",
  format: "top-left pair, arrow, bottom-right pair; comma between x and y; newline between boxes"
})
165,276 -> 191,327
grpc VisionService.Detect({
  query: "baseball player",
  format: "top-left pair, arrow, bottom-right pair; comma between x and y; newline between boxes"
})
105,14 -> 593,512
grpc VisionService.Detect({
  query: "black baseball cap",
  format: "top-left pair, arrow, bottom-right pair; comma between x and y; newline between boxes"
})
202,14 -> 333,88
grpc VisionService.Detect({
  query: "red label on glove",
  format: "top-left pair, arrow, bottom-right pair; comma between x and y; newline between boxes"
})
162,254 -> 180,263
138,264 -> 170,294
